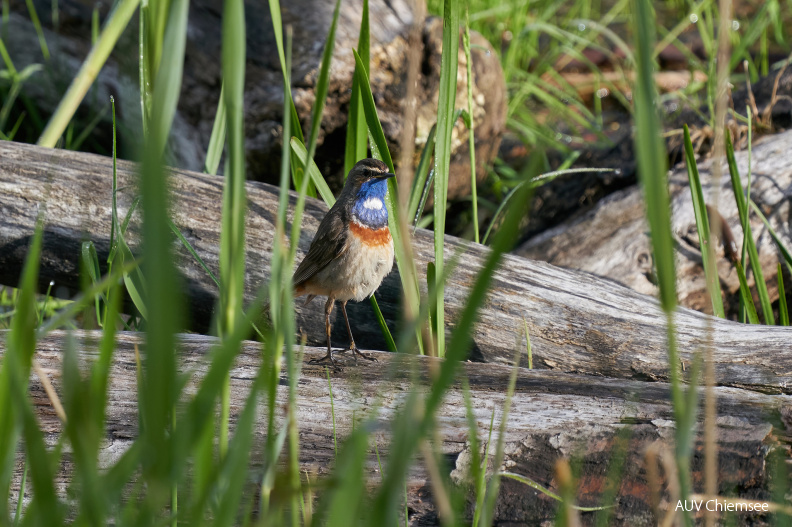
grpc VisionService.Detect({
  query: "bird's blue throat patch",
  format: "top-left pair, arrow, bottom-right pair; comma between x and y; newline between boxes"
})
352,178 -> 389,229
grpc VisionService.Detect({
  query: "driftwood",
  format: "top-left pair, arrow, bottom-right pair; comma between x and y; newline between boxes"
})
5,331 -> 791,525
2,141 -> 792,396
518,127 -> 792,318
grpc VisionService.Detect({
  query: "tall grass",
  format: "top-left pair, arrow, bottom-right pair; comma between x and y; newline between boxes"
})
7,0 -> 792,525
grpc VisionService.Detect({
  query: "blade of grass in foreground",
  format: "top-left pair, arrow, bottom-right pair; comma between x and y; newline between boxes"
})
0,223 -> 43,521
137,0 -> 189,517
432,0 -> 460,357
218,0 -> 247,456
682,124 -> 725,318
631,0 -> 692,524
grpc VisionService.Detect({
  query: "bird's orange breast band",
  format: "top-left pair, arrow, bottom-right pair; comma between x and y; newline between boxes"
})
349,220 -> 392,246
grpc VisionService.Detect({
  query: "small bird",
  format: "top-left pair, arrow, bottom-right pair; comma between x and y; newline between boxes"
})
294,158 -> 395,364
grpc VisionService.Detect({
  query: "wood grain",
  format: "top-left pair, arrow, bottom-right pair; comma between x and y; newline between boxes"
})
1,141 -> 792,396
5,331 -> 790,525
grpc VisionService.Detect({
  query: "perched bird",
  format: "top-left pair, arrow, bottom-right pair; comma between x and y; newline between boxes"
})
294,158 -> 395,364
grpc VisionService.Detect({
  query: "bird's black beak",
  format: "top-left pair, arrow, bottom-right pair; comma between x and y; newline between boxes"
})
377,172 -> 395,180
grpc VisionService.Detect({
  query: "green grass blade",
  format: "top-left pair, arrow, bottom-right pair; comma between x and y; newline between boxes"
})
24,0 -> 49,59
343,0 -> 369,175
0,222 -> 43,521
735,260 -> 760,324
749,200 -> 792,276
432,0 -> 460,357
499,472 -> 611,512
136,0 -> 189,513
168,218 -> 220,287
352,50 -> 395,174
147,0 -> 189,159
682,125 -> 724,318
463,6 -> 479,243
37,0 -> 139,147
480,344 -> 523,526
289,137 -> 337,206
310,428 -> 369,527
204,83 -> 227,175
778,264 -> 789,326
725,133 -> 774,324
632,0 -> 676,313
408,125 -> 436,223
218,0 -> 248,460
631,0 -> 692,523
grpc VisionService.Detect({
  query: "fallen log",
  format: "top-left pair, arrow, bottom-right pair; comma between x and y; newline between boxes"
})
1,141 -> 792,395
519,127 -> 792,318
6,331 -> 791,525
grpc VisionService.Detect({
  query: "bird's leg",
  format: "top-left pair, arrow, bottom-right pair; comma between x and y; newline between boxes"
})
338,300 -> 377,363
309,297 -> 337,364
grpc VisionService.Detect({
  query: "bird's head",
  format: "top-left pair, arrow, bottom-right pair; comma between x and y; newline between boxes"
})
344,158 -> 394,229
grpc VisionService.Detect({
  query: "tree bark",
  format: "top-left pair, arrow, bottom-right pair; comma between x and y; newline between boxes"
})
1,141 -> 792,396
5,331 -> 791,525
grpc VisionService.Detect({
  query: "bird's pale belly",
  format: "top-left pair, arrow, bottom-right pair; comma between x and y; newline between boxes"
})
311,227 -> 394,302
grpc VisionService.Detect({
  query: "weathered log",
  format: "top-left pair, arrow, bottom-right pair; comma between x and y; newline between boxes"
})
2,141 -> 792,395
6,331 -> 791,525
518,126 -> 792,318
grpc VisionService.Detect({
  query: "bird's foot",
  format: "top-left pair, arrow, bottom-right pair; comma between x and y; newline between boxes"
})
308,351 -> 339,367
336,344 -> 377,363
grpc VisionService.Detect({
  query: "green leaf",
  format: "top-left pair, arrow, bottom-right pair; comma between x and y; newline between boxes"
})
408,125 -> 437,224
735,260 -> 760,324
289,137 -> 337,206
778,264 -> 789,326
204,83 -> 227,175
725,132 -> 774,325
432,0 -> 460,357
682,125 -> 724,318
343,0 -> 370,175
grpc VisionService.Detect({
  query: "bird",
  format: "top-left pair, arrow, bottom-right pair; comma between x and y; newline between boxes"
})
293,158 -> 395,364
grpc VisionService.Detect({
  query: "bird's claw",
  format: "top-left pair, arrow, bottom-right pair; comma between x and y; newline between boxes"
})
336,345 -> 378,363
308,353 -> 339,366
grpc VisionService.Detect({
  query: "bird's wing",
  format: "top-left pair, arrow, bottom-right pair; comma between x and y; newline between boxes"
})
292,208 -> 349,287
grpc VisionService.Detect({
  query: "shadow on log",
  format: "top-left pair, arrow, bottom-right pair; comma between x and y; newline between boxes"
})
1,141 -> 792,395
4,331 -> 791,525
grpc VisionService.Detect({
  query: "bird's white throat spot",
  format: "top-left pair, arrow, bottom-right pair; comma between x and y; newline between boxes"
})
363,197 -> 383,210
